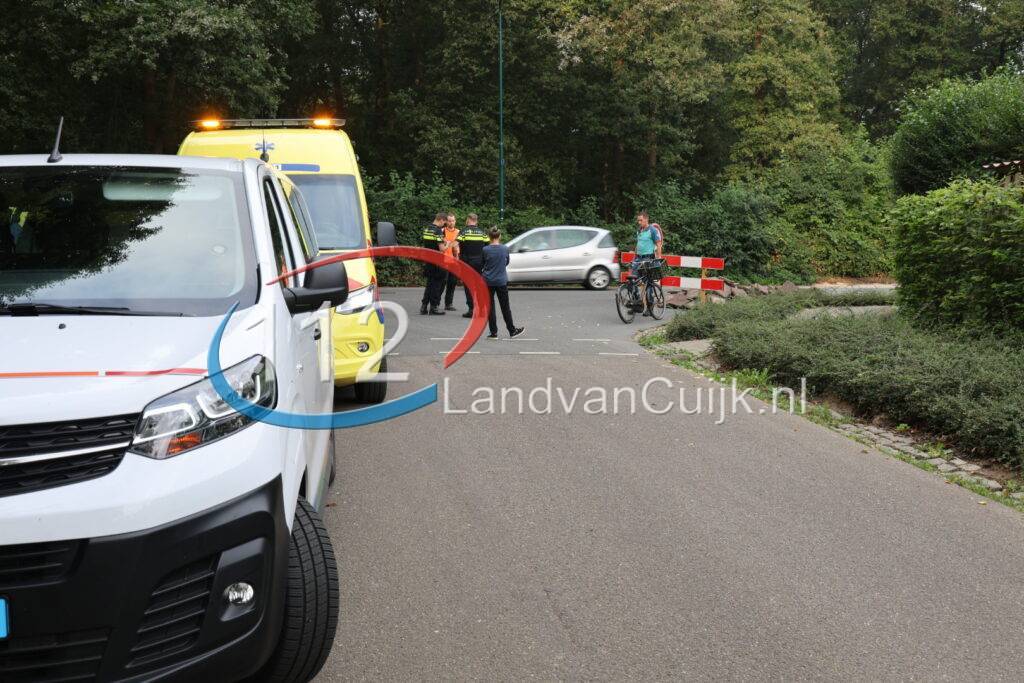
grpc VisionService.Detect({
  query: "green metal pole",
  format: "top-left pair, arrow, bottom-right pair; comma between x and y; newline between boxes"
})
498,0 -> 505,222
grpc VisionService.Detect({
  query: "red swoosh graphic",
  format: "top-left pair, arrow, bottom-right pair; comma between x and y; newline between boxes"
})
269,246 -> 490,368
0,368 -> 207,379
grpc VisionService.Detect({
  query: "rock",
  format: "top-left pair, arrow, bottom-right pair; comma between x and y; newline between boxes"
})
978,478 -> 1003,492
937,463 -> 958,473
959,464 -> 982,474
754,284 -> 771,296
950,458 -> 968,467
1010,492 -> 1024,501
779,281 -> 798,293
927,458 -> 947,466
666,292 -> 695,309
732,287 -> 749,298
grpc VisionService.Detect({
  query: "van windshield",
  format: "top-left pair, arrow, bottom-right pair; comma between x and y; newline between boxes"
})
288,174 -> 366,250
0,166 -> 257,316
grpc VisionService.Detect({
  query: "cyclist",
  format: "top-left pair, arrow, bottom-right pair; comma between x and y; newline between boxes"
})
632,210 -> 663,315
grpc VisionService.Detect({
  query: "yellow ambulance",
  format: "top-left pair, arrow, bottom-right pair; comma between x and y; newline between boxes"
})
179,118 -> 394,403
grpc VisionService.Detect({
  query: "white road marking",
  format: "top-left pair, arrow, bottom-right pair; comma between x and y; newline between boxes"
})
573,338 -> 611,342
439,351 -> 480,354
504,338 -> 539,341
520,351 -> 560,355
430,337 -> 461,341
599,352 -> 639,357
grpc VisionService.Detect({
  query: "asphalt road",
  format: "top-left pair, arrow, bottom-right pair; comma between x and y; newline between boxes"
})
322,286 -> 1024,680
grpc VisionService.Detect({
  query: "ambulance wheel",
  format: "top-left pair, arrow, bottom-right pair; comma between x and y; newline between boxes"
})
353,356 -> 388,404
255,498 -> 338,683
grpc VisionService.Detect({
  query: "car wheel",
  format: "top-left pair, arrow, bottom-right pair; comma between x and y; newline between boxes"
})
255,497 -> 338,683
585,266 -> 611,290
353,356 -> 388,404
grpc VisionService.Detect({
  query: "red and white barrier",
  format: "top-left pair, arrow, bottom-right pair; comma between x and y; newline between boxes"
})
616,252 -> 725,292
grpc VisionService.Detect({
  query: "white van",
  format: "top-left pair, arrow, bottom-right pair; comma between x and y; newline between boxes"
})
0,154 -> 344,681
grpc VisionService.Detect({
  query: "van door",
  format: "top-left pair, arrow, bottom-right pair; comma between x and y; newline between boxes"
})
261,172 -> 332,507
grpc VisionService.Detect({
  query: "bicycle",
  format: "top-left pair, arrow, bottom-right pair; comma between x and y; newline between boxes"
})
616,258 -> 666,324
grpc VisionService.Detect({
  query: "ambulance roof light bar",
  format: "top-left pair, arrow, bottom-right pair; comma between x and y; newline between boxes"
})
193,118 -> 345,131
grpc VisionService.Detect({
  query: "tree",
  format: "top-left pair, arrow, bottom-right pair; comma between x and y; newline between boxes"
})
812,0 -> 1024,135
723,0 -> 841,176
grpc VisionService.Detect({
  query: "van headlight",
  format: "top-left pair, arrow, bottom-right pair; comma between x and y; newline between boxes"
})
130,355 -> 276,460
336,284 -> 375,314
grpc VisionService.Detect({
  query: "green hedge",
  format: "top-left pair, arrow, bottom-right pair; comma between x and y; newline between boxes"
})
891,179 -> 1024,334
665,290 -> 897,341
711,313 -> 1024,468
890,70 -> 1024,195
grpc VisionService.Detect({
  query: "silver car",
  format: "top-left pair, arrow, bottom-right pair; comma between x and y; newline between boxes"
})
506,226 -> 620,289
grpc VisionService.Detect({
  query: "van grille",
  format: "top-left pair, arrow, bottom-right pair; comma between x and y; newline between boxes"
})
0,540 -> 82,588
127,554 -> 218,669
0,628 -> 109,682
0,414 -> 137,457
0,415 -> 137,497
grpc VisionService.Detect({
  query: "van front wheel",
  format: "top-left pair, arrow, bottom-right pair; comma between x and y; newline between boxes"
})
255,497 -> 338,683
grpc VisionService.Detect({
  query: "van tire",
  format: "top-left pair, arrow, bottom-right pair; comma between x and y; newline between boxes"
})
255,497 -> 338,683
353,356 -> 388,404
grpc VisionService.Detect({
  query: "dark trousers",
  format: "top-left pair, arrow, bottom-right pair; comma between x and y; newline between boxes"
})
488,285 -> 516,335
421,263 -> 445,308
443,272 -> 458,307
463,258 -> 484,311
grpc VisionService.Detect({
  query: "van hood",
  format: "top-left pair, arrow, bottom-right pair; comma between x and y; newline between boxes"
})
0,307 -> 268,425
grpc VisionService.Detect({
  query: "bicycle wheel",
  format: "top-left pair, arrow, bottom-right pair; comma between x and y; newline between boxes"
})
616,283 -> 636,324
647,283 -> 666,320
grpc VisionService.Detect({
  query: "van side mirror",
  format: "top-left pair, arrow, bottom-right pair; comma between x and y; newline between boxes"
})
283,258 -> 348,314
376,221 -> 397,247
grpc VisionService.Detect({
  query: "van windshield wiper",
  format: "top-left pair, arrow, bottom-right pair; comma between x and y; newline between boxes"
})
0,302 -> 187,317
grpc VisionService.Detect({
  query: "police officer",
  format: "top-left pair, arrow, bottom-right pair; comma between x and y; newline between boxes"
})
457,213 -> 489,318
420,211 -> 448,315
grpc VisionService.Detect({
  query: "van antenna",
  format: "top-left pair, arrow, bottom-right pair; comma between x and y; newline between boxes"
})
260,132 -> 270,163
47,117 -> 64,163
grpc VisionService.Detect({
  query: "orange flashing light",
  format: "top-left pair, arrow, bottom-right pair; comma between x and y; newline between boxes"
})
199,119 -> 221,130
312,118 -> 333,128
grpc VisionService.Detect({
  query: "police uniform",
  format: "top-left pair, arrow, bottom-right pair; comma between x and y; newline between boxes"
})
420,221 -> 446,312
458,225 -> 489,314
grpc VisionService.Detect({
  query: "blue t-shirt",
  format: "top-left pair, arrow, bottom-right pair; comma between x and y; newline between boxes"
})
481,243 -> 510,286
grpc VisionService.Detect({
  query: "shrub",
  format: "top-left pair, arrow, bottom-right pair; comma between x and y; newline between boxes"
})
665,291 -> 822,341
665,290 -> 897,341
890,70 -> 1024,195
711,314 -> 1024,468
891,179 -> 1024,333
631,180 -> 798,282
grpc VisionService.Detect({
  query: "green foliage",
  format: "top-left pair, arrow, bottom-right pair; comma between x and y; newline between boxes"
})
724,0 -> 841,174
759,129 -> 894,276
4,0 -> 1023,284
0,1 -> 314,154
891,179 -> 1024,333
633,180 -> 799,281
665,289 -> 897,341
711,313 -> 1024,468
666,291 -> 823,341
889,70 -> 1024,195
